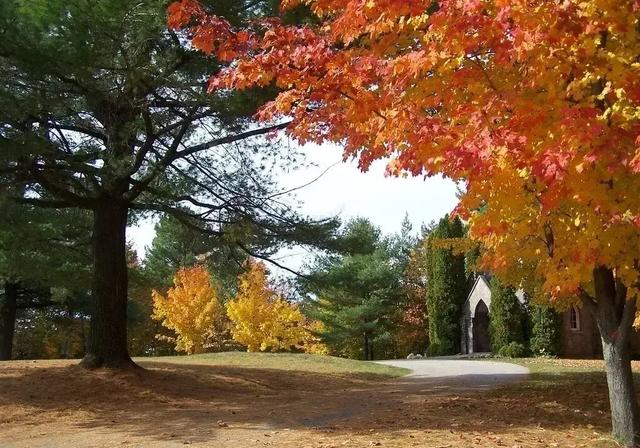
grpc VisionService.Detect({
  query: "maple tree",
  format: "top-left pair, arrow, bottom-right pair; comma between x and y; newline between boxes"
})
226,259 -> 313,352
388,218 -> 428,356
300,320 -> 330,355
170,0 -> 640,443
152,265 -> 227,354
397,235 -> 429,356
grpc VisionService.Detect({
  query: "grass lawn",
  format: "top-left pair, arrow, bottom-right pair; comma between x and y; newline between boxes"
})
490,357 -> 637,447
0,354 -> 629,447
138,351 -> 409,378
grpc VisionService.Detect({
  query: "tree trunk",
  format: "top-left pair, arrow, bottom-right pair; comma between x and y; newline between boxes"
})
80,315 -> 86,355
601,336 -> 638,445
587,266 -> 640,446
0,282 -> 18,360
363,333 -> 369,360
80,202 -> 136,369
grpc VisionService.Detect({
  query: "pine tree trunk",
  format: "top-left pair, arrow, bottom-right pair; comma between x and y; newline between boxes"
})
588,267 -> 640,446
0,282 -> 18,360
363,333 -> 369,360
80,202 -> 136,369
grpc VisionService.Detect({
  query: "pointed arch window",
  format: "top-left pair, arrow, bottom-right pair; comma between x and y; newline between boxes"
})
570,306 -> 581,331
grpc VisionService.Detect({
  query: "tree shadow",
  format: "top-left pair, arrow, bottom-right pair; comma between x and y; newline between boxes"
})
0,361 -> 624,445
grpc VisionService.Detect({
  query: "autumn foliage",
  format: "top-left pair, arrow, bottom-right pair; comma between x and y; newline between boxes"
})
168,0 -> 640,304
152,265 -> 227,354
226,259 -> 325,353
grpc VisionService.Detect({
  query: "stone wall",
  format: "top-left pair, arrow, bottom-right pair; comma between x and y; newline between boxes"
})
561,306 -> 640,359
560,307 -> 601,358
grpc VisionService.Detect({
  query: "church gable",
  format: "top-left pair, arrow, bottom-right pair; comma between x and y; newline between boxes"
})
466,275 -> 492,318
461,275 -> 493,354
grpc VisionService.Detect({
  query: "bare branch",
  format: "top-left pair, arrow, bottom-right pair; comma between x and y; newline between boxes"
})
236,241 -> 309,278
171,121 -> 291,162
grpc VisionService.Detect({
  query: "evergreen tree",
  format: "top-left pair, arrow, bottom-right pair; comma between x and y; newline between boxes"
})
0,198 -> 93,359
302,218 -> 401,360
488,277 -> 526,352
425,215 -> 467,356
143,214 -> 247,293
529,303 -> 561,357
0,0 -> 335,368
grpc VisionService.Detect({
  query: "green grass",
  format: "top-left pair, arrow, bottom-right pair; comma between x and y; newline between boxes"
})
492,357 -> 622,397
500,357 -> 611,373
137,352 -> 409,378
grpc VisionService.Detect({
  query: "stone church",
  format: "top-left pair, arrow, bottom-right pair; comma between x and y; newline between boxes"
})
459,274 -> 608,358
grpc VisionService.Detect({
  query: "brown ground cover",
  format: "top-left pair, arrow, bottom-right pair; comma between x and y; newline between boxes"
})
0,356 -> 628,447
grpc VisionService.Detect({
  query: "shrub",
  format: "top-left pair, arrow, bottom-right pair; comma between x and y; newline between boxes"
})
497,342 -> 528,358
426,342 -> 442,357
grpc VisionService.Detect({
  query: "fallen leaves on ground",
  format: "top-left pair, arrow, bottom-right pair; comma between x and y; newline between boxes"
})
0,358 -> 622,447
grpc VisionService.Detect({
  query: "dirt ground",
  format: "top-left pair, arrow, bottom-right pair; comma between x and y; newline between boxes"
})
0,358 -> 620,447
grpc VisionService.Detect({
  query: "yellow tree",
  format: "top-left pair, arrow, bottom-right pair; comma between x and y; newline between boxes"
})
226,259 -> 310,352
301,320 -> 330,355
151,265 -> 225,354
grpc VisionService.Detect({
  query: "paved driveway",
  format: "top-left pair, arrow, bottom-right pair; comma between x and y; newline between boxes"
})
301,359 -> 529,427
375,358 -> 529,391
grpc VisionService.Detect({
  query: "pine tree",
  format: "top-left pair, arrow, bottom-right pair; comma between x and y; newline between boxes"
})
302,218 -> 400,360
143,214 -> 247,293
0,0 -> 336,368
0,197 -> 92,360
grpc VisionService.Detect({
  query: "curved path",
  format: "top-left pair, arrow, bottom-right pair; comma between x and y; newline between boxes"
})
301,359 -> 529,428
376,358 -> 529,391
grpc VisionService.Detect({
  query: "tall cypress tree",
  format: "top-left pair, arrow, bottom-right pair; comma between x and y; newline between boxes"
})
529,303 -> 561,357
488,277 -> 526,352
425,215 -> 467,356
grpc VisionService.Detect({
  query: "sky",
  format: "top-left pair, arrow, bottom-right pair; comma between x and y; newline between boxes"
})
127,141 -> 459,272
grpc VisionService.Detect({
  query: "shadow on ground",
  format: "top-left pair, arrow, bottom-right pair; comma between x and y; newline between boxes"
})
0,359 -> 618,446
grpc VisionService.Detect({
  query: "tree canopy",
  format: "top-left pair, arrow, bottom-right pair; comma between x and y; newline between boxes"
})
301,218 -> 406,359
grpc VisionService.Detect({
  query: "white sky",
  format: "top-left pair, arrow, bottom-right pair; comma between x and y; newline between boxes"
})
127,141 -> 459,272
